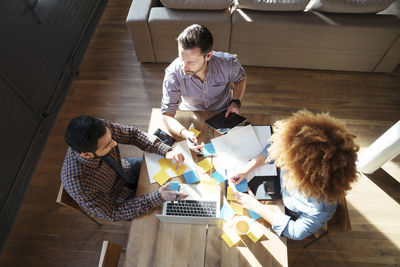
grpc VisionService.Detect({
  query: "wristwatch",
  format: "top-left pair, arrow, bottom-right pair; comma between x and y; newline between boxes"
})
230,99 -> 241,108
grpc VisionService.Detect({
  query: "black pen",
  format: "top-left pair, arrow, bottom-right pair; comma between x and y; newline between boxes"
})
186,137 -> 203,155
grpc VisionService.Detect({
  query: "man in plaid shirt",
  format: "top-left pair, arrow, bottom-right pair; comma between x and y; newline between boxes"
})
61,116 -> 188,221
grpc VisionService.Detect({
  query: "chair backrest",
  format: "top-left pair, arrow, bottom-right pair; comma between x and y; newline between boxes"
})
327,196 -> 351,236
56,184 -> 80,210
98,240 -> 122,267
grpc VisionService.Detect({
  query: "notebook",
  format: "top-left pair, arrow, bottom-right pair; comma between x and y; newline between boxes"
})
156,184 -> 221,225
205,110 -> 246,134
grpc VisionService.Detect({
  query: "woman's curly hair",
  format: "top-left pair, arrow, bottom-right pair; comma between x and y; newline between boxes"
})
268,110 -> 359,203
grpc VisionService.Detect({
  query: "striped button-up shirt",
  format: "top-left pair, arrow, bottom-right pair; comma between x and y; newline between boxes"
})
61,120 -> 170,221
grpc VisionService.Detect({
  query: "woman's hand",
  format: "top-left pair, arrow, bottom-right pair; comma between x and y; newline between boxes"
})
232,189 -> 261,213
229,172 -> 247,185
234,189 -> 282,225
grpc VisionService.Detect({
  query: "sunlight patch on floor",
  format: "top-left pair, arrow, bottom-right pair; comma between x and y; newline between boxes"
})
347,174 -> 400,248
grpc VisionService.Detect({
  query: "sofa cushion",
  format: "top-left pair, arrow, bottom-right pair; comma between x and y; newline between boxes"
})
148,7 -> 231,62
160,0 -> 234,10
230,9 -> 400,71
237,0 -> 310,11
309,0 -> 395,14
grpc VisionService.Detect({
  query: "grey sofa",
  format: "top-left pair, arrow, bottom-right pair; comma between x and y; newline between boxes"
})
126,0 -> 400,72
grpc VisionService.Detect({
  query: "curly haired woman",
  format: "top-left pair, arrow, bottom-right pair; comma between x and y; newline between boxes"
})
231,110 -> 359,240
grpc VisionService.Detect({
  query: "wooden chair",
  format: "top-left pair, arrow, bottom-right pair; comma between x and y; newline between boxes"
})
303,196 -> 351,248
98,240 -> 123,267
56,184 -> 102,226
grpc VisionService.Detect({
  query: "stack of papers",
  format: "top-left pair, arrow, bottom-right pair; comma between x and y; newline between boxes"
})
211,125 -> 262,170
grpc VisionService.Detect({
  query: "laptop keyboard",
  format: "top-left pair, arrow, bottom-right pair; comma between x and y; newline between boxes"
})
166,200 -> 217,217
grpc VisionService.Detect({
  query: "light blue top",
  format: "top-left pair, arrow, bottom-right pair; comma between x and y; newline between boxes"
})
261,145 -> 338,240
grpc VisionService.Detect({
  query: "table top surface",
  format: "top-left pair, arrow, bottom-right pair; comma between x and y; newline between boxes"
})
123,109 -> 288,267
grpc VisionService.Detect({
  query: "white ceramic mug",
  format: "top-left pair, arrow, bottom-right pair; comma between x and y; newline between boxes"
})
234,216 -> 252,235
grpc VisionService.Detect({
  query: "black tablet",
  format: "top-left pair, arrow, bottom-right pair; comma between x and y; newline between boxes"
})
205,110 -> 246,134
248,175 -> 282,201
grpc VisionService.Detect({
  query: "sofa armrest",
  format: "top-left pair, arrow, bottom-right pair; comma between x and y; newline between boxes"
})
126,0 -> 158,62
374,33 -> 400,72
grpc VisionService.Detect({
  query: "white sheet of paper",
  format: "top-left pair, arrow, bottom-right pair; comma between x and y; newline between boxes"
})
144,152 -> 163,184
253,126 -> 272,148
231,125 -> 272,148
172,140 -> 197,170
248,126 -> 276,177
211,125 -> 263,170
212,125 -> 277,178
247,163 -> 277,180
145,140 -> 196,184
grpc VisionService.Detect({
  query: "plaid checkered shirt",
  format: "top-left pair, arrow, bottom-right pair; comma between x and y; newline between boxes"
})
61,120 -> 170,221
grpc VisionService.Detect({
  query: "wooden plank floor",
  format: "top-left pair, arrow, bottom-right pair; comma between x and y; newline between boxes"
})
1,0 -> 400,266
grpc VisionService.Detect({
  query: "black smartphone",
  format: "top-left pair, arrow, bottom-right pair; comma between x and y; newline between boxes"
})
153,128 -> 176,147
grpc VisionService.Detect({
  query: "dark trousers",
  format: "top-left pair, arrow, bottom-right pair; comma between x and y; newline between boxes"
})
285,207 -> 300,221
125,157 -> 142,199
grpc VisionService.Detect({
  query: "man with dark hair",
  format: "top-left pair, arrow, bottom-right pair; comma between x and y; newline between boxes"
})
61,116 -> 188,221
161,24 -> 246,150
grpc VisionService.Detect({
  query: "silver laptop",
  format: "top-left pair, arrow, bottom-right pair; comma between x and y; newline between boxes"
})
156,184 -> 221,225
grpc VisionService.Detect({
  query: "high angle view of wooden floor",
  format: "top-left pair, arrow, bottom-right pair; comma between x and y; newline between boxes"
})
0,0 -> 399,266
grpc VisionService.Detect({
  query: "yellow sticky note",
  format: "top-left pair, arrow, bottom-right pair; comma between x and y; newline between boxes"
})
247,221 -> 264,243
158,158 -> 187,176
197,158 -> 213,173
227,187 -> 236,201
202,178 -> 218,186
158,158 -> 174,170
221,228 -> 241,248
169,164 -> 187,176
230,202 -> 243,215
189,126 -> 201,137
153,169 -> 170,186
247,232 -> 259,243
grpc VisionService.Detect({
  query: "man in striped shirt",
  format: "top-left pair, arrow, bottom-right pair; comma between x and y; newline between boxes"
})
162,24 -> 246,151
61,116 -> 188,221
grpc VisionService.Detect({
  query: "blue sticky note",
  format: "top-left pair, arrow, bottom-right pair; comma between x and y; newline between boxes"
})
183,170 -> 200,184
203,143 -> 216,157
220,203 -> 235,221
235,178 -> 248,192
211,171 -> 227,184
168,181 -> 180,191
248,209 -> 261,220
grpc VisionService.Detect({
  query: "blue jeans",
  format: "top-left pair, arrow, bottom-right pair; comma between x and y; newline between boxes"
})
125,158 -> 142,198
